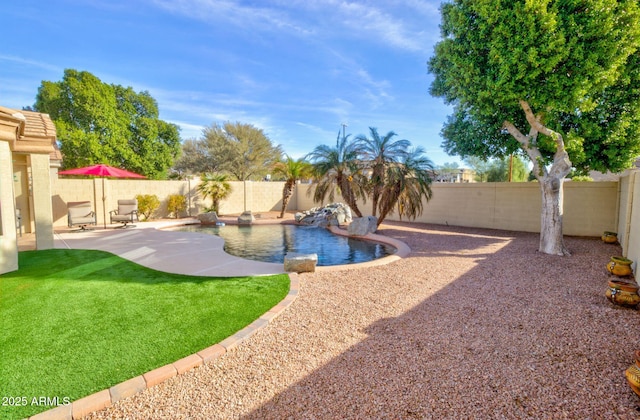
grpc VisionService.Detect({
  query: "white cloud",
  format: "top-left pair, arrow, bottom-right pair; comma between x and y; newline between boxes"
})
0,55 -> 61,72
150,0 -> 313,36
148,0 -> 435,53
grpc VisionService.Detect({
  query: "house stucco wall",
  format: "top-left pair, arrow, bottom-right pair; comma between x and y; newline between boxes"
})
30,153 -> 54,249
0,140 -> 18,274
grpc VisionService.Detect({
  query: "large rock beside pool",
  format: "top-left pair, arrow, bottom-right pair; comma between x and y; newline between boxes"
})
284,252 -> 318,273
238,211 -> 255,225
197,211 -> 219,224
348,215 -> 378,236
295,203 -> 352,227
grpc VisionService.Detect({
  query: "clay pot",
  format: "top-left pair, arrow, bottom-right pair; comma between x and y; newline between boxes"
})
626,363 -> 640,398
607,256 -> 634,277
606,279 -> 640,308
602,231 -> 618,244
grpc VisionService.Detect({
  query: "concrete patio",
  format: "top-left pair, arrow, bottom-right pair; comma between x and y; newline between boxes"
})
17,213 -> 409,277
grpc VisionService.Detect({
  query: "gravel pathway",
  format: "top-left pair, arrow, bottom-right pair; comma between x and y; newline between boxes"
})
89,221 -> 640,419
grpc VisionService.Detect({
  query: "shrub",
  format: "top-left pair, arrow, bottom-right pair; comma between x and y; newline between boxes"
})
136,194 -> 160,220
570,175 -> 593,182
167,194 -> 187,219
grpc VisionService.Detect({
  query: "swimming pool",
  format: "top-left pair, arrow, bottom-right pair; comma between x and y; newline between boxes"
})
174,224 -> 396,266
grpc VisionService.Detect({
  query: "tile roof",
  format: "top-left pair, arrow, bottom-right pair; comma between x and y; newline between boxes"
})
0,105 -> 60,162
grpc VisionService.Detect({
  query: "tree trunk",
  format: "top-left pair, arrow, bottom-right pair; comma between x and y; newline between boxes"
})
503,100 -> 572,256
339,179 -> 363,217
539,176 -> 570,256
279,181 -> 294,218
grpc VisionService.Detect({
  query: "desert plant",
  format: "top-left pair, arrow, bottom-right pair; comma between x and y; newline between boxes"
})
136,194 -> 160,220
166,194 -> 187,219
197,173 -> 232,213
272,155 -> 312,218
307,131 -> 367,217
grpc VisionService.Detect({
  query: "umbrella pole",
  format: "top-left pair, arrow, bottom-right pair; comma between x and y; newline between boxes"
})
102,177 -> 107,229
93,179 -> 98,230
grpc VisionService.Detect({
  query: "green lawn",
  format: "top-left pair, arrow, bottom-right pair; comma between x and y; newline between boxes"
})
0,249 -> 290,419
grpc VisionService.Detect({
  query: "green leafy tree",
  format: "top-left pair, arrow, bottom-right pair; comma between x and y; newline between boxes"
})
35,69 -> 181,179
173,133 -> 237,177
486,156 -> 529,182
175,122 -> 282,180
464,157 -> 491,182
307,132 -> 367,217
272,155 -> 312,218
428,0 -> 640,255
197,174 -> 232,213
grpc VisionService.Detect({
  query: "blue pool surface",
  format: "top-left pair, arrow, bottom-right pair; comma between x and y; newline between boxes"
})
174,224 -> 396,266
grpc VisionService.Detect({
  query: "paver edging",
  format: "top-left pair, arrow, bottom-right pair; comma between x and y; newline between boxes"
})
28,272 -> 300,420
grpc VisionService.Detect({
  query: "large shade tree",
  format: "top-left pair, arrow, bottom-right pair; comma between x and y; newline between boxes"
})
35,69 -> 181,179
429,0 -> 640,255
174,122 -> 282,181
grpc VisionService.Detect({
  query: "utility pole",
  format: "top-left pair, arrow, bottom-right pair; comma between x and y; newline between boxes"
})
341,123 -> 347,139
508,154 -> 514,182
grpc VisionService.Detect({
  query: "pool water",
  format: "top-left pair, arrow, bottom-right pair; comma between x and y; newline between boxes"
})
174,224 -> 396,266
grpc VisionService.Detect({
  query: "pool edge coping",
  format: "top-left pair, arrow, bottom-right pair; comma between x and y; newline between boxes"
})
165,220 -> 412,273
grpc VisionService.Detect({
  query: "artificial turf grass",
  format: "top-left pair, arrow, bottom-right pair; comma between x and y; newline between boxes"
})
0,249 -> 290,419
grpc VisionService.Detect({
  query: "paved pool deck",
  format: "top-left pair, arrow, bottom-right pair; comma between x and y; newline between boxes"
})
53,218 -> 286,277
47,214 -> 410,277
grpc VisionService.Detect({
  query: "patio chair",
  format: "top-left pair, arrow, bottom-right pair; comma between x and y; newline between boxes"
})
110,199 -> 139,228
67,201 -> 97,231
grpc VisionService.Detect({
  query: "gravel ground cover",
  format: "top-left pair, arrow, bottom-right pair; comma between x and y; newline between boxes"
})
90,221 -> 640,419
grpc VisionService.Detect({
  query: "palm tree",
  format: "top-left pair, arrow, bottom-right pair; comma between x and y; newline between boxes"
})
376,147 -> 435,226
306,132 -> 367,217
272,155 -> 312,218
197,173 -> 232,213
355,127 -> 410,217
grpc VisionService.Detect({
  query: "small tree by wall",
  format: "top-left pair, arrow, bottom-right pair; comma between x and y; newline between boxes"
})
166,194 -> 187,218
136,194 -> 160,220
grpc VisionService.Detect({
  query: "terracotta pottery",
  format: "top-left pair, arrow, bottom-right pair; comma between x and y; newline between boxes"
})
607,256 -> 634,277
626,363 -> 640,398
602,231 -> 618,244
606,279 -> 640,308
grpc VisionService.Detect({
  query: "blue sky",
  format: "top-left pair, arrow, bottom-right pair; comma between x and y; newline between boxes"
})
0,0 -> 460,166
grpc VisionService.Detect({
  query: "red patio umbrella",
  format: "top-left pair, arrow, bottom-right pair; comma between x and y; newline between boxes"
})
58,164 -> 146,228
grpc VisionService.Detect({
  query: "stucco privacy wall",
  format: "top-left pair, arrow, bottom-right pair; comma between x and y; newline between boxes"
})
296,182 -> 619,237
52,177 -> 619,237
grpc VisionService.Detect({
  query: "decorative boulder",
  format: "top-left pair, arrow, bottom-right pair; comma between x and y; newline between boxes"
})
348,216 -> 378,236
197,212 -> 219,224
284,252 -> 318,273
238,211 -> 255,225
295,203 -> 352,227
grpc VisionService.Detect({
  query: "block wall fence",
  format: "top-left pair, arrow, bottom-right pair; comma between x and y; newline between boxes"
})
51,171 -> 640,268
